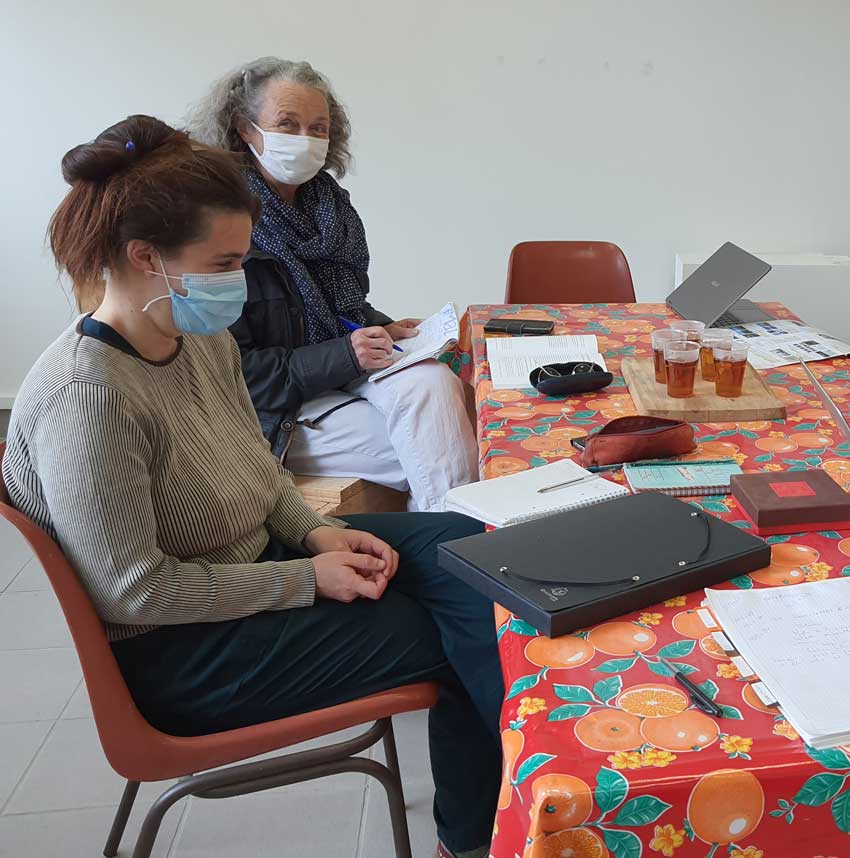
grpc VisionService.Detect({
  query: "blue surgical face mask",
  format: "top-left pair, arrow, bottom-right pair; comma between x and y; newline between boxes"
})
142,257 -> 247,335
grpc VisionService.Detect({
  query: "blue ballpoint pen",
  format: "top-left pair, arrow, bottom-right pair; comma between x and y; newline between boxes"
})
338,316 -> 403,353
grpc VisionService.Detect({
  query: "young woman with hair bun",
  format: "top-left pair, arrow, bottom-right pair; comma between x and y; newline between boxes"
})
2,115 -> 501,858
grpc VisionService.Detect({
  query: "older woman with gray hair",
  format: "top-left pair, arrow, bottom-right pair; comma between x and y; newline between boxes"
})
188,58 -> 478,514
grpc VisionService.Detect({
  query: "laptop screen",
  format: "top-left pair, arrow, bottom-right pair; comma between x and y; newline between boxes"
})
667,243 -> 772,325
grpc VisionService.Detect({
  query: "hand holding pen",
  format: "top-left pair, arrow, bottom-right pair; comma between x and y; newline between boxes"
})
338,316 -> 402,371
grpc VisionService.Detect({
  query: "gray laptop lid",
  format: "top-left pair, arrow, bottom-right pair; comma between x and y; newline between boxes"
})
667,242 -> 772,326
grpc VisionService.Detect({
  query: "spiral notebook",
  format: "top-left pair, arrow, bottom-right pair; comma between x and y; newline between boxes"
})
444,458 -> 629,527
623,460 -> 742,497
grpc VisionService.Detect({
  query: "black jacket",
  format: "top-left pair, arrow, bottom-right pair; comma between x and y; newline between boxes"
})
232,247 -> 393,459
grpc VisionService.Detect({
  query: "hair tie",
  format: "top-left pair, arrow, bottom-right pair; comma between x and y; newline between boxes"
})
125,140 -> 136,152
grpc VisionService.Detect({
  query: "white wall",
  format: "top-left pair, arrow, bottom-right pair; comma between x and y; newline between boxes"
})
2,0 -> 850,403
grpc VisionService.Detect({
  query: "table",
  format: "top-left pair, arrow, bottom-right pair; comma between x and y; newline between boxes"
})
468,303 -> 850,858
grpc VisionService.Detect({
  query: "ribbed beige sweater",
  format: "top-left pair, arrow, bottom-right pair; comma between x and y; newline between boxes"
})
2,321 -> 342,641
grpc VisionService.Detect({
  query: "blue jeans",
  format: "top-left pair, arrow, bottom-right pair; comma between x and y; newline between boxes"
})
112,512 -> 503,854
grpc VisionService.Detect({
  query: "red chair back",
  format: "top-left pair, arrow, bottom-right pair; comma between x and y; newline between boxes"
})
0,442 -> 166,777
0,442 -> 438,782
505,241 -> 636,304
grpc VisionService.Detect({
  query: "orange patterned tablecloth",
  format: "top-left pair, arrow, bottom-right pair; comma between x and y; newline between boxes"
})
469,303 -> 850,858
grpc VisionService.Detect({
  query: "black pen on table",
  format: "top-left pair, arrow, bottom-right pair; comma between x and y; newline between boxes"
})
658,655 -> 724,718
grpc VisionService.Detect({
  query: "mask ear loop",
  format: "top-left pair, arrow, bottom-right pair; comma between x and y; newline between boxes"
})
141,256 -> 178,313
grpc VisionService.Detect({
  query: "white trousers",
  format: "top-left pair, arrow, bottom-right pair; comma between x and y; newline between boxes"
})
284,360 -> 479,511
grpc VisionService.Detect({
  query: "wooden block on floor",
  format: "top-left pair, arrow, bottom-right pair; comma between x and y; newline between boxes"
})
294,474 -> 408,516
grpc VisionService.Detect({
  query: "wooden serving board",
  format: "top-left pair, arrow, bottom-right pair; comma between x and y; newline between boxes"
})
621,357 -> 787,421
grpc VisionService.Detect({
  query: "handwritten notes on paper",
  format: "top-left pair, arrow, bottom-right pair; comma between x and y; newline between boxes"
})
706,577 -> 850,748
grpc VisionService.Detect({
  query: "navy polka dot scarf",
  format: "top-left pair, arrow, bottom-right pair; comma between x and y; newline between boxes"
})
247,169 -> 369,344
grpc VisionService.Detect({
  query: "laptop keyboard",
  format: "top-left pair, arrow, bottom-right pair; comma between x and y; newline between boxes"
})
713,313 -> 739,327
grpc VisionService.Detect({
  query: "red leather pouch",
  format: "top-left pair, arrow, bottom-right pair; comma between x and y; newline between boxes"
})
577,416 -> 696,468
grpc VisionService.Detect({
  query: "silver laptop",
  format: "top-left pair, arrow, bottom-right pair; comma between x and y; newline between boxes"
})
666,242 -> 773,327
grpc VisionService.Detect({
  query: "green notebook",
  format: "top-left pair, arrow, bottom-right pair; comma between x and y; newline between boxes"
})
623,459 -> 743,497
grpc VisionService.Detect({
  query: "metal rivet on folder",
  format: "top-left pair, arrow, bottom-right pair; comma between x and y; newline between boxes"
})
678,561 -> 687,566
499,566 -> 508,573
631,576 -> 640,582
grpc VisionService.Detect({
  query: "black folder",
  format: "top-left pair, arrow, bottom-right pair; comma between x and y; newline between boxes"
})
438,493 -> 770,637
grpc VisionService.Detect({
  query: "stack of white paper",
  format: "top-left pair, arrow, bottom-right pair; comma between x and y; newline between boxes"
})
486,336 -> 606,390
728,319 -> 850,370
706,578 -> 850,749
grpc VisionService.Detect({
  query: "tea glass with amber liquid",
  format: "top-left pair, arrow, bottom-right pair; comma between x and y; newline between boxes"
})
714,343 -> 749,398
668,319 -> 706,343
700,330 -> 734,381
664,340 -> 701,398
651,329 -> 678,383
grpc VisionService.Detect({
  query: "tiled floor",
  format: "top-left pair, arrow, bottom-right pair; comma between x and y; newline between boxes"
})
0,517 -> 437,858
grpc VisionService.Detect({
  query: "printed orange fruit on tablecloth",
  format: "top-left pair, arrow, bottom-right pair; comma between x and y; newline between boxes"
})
495,604 -> 511,628
606,318 -> 656,333
599,406 -> 638,420
574,709 -> 643,752
769,542 -> 819,567
774,389 -> 807,405
686,768 -> 764,845
699,635 -> 730,660
797,408 -> 832,420
587,621 -> 657,655
671,609 -> 715,638
790,432 -> 834,447
484,457 -> 531,479
595,336 -> 624,353
475,379 -> 493,405
839,538 -> 850,557
640,709 -> 720,751
737,420 -> 775,431
583,394 -> 634,411
699,440 -> 741,456
489,389 -> 527,403
547,426 -> 589,441
750,563 -> 806,586
500,310 -> 556,321
529,774 -> 593,833
568,308 -> 607,320
498,728 -> 524,810
615,684 -> 690,718
494,406 -> 536,420
526,827 -> 609,858
520,436 -> 570,452
525,636 -> 596,669
822,459 -> 850,478
742,682 -> 776,714
754,436 -> 799,453
533,402 -> 574,415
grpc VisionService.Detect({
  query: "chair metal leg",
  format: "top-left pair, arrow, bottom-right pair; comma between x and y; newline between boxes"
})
382,720 -> 402,778
378,721 -> 412,858
130,779 -> 197,858
123,716 -> 415,858
103,780 -> 140,857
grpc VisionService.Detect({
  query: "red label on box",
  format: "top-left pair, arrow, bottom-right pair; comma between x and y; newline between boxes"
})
770,481 -> 816,498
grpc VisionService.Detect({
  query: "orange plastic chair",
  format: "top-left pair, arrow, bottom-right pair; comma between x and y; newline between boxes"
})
0,442 -> 438,858
505,241 -> 636,304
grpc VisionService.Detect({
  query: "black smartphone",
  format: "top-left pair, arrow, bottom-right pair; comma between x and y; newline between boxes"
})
483,319 -> 554,336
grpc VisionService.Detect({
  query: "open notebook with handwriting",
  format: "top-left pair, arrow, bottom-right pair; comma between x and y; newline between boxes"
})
706,577 -> 850,749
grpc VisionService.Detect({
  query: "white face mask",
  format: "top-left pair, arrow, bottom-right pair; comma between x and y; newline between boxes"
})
248,122 -> 329,185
